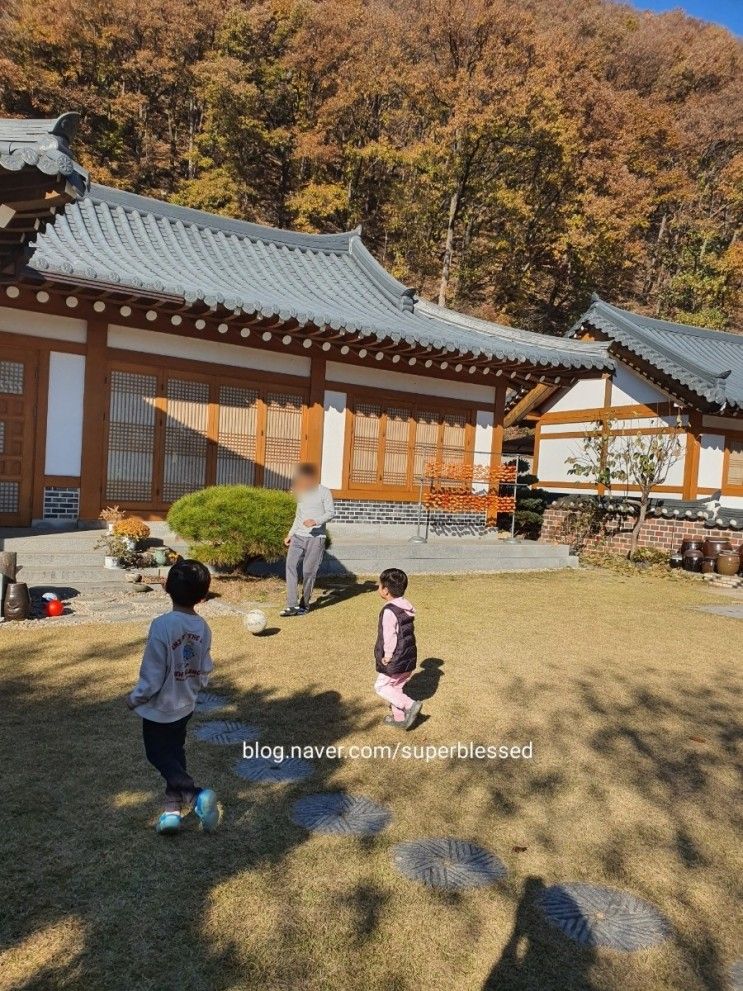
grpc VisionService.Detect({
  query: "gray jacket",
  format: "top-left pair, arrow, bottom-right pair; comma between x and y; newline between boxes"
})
129,612 -> 213,723
288,485 -> 335,539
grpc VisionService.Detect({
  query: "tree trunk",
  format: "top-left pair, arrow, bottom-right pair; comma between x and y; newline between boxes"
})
629,500 -> 648,560
438,185 -> 461,307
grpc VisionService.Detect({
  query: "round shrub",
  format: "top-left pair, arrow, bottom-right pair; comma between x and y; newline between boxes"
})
166,485 -> 295,567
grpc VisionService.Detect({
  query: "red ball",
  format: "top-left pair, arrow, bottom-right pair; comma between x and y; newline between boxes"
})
44,599 -> 64,617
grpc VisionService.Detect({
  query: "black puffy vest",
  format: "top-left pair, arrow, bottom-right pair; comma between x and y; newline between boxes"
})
374,604 -> 417,675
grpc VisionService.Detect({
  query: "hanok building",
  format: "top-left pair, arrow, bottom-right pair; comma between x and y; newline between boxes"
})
0,114 -> 611,528
518,297 -> 743,509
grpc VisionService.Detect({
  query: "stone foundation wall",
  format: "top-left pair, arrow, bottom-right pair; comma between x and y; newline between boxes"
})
540,505 -> 743,554
332,498 -> 493,535
43,486 -> 80,521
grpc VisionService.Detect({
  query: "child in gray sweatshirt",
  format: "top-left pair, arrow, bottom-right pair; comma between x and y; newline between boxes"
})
126,559 -> 220,835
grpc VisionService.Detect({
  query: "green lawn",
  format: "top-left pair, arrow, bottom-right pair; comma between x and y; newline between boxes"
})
0,569 -> 740,991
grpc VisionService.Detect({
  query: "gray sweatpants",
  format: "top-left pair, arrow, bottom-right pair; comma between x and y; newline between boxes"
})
285,535 -> 326,608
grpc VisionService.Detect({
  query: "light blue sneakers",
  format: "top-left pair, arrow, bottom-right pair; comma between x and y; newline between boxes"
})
155,811 -> 182,835
194,788 -> 221,833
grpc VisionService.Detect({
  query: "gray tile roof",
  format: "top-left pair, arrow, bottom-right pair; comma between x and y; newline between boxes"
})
575,297 -> 743,411
25,182 -> 611,372
0,114 -> 89,195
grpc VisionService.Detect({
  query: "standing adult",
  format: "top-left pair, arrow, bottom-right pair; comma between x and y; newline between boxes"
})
281,463 -> 335,616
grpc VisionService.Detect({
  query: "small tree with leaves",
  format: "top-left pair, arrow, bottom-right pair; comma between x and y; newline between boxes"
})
567,416 -> 684,560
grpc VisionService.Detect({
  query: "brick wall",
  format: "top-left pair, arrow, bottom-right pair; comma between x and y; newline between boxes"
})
540,504 -> 743,554
43,486 -> 80,521
333,498 -> 493,535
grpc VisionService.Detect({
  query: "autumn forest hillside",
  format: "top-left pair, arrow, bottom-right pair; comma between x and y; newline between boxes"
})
1,0 -> 741,333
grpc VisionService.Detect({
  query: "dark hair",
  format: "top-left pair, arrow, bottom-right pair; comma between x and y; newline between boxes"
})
379,568 -> 408,598
296,462 -> 319,479
165,559 -> 211,607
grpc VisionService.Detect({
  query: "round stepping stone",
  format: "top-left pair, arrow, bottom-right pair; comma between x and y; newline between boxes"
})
195,691 -> 229,714
537,883 -> 671,951
392,838 -> 507,889
233,755 -> 314,784
290,793 -> 391,836
193,720 -> 259,745
730,961 -> 743,991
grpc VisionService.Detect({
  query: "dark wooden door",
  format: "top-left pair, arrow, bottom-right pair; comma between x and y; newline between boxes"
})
0,347 -> 37,526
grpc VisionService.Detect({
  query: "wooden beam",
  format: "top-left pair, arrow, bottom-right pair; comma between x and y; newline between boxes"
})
78,319 -> 108,520
304,356 -> 326,468
504,382 -> 557,427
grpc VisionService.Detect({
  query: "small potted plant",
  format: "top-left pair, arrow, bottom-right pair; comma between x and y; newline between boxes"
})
99,505 -> 126,533
113,517 -> 151,552
96,532 -> 129,569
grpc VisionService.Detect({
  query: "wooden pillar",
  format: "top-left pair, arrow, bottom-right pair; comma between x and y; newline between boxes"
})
304,356 -> 326,469
597,373 -> 613,497
78,319 -> 108,520
490,384 -> 508,467
682,410 -> 702,501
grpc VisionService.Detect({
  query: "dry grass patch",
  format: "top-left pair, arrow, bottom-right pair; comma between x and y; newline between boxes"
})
0,569 -> 740,991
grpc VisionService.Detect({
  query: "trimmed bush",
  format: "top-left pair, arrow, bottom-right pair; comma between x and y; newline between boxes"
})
166,485 -> 295,568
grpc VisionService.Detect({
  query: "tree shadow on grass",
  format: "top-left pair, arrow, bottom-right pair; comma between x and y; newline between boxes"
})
0,631 -> 368,991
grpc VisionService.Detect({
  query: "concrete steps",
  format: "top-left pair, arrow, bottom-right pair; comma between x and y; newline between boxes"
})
1,522 -> 576,590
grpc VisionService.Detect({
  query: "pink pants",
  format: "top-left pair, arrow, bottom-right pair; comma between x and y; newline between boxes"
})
374,672 -> 413,722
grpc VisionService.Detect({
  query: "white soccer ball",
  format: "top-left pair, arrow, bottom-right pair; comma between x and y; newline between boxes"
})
243,609 -> 267,635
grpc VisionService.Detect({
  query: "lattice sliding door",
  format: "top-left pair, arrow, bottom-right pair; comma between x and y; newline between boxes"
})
106,370 -> 158,502
413,411 -> 440,485
382,407 -> 411,486
263,391 -> 303,490
727,440 -> 743,488
216,385 -> 259,485
349,403 -> 382,485
162,378 -> 210,501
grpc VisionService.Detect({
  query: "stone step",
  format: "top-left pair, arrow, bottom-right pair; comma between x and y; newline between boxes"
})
14,565 -> 130,587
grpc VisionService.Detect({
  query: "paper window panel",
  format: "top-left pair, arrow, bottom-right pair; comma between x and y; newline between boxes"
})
350,403 -> 382,484
382,407 -> 411,486
0,480 -> 19,512
264,392 -> 303,490
728,440 -> 743,487
413,412 -> 439,484
163,378 -> 210,502
216,385 -> 259,485
0,361 -> 23,396
106,371 -> 157,502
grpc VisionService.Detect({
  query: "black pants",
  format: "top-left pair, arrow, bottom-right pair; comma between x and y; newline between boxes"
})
142,714 -> 199,810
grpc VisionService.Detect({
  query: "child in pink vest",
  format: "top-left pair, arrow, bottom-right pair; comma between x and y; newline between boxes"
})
373,568 -> 422,730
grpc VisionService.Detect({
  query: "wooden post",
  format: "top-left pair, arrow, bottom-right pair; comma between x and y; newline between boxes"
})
304,356 -> 326,469
78,319 -> 108,520
597,373 -> 613,497
490,384 -> 507,469
682,410 -> 702,500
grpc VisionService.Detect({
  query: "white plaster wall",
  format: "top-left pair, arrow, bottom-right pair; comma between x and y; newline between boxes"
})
326,361 -> 495,405
45,352 -> 85,475
473,409 -> 494,493
540,376 -> 605,414
611,363 -> 668,405
0,306 -> 87,343
536,437 -> 579,483
321,390 -> 347,489
698,433 -> 724,491
720,497 -> 743,509
537,429 -> 687,495
108,325 -> 311,377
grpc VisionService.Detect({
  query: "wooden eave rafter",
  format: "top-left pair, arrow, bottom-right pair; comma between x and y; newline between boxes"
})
4,271 -> 603,390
